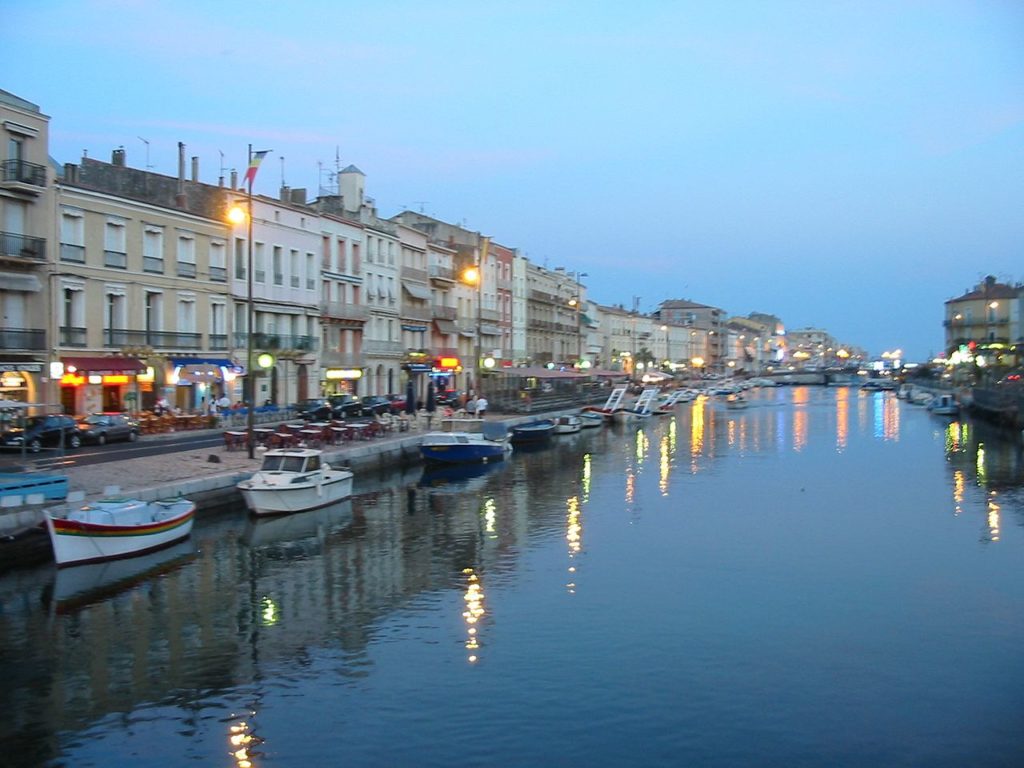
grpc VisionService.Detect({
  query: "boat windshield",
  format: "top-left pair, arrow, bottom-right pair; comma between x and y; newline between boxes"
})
260,455 -> 307,472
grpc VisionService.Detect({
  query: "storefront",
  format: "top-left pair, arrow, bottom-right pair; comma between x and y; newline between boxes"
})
59,356 -> 146,416
322,367 -> 363,397
0,361 -> 44,403
167,357 -> 239,413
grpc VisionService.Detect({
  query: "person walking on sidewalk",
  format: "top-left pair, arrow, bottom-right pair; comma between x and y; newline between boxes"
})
476,395 -> 488,419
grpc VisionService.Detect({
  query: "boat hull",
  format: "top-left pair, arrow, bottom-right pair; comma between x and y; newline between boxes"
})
46,500 -> 195,567
239,472 -> 354,516
420,432 -> 511,464
510,420 -> 556,444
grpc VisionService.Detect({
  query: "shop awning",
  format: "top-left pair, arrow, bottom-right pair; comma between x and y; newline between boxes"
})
62,356 -> 145,374
0,272 -> 41,292
434,319 -> 458,335
169,357 -> 235,368
402,281 -> 432,301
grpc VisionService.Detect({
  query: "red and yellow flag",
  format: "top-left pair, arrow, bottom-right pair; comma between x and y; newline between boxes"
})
243,150 -> 269,187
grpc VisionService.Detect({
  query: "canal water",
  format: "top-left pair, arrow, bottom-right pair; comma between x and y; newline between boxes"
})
2,386 -> 1023,767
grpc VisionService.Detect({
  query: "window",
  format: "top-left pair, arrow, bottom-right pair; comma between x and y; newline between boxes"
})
290,249 -> 300,288
210,240 -> 226,281
105,289 -> 126,345
234,238 -> 246,279
60,209 -> 85,263
254,242 -> 266,283
306,252 -> 316,290
145,291 -> 163,333
177,298 -> 196,333
177,234 -> 196,278
144,226 -> 164,273
104,219 -> 127,268
273,245 -> 283,285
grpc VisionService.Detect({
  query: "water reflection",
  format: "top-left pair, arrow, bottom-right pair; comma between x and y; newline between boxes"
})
4,387 -> 1024,766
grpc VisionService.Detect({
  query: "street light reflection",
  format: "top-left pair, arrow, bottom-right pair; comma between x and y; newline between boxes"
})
462,568 -> 486,663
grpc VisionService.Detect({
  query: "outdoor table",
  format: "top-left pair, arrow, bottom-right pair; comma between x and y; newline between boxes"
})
223,430 -> 247,451
329,426 -> 352,444
347,422 -> 372,439
299,428 -> 323,447
253,427 -> 274,445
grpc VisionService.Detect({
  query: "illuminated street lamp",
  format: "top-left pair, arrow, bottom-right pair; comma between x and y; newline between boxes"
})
462,236 -> 489,399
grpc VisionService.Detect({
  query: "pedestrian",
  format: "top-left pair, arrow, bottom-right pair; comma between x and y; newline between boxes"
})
217,393 -> 231,411
476,395 -> 488,419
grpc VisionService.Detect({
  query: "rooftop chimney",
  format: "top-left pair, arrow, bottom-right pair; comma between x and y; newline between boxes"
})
191,156 -> 199,182
176,142 -> 186,208
112,148 -> 126,166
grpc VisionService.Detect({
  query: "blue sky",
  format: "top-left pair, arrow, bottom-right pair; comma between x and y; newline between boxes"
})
8,0 -> 1023,360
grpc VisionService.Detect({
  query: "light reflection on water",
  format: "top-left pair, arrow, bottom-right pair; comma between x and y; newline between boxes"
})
2,386 -> 1024,767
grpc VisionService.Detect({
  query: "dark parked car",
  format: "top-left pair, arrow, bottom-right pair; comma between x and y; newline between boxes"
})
329,394 -> 363,419
296,398 -> 334,421
0,414 -> 81,453
435,389 -> 463,407
77,413 -> 140,445
360,395 -> 395,417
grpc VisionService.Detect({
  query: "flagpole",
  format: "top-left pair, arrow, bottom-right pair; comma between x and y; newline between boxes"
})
246,144 -> 256,458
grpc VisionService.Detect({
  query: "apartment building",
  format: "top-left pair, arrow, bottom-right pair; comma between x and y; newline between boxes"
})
944,276 -> 1022,363
0,89 -> 51,404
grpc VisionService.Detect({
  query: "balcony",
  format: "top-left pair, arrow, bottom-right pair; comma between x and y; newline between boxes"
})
231,332 -> 319,352
402,305 -> 433,322
320,301 -> 369,322
0,231 -> 46,263
0,159 -> 47,193
432,305 -> 457,320
104,329 -> 202,349
60,326 -> 87,347
143,256 -> 164,273
210,266 -> 227,282
209,333 -> 229,350
429,264 -> 455,282
363,339 -> 404,356
177,262 -> 196,279
0,327 -> 45,350
320,351 -> 363,368
480,308 -> 501,322
401,266 -> 429,282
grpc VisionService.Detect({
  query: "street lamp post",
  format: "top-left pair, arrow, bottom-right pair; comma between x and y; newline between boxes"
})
661,324 -> 670,371
228,144 -> 271,459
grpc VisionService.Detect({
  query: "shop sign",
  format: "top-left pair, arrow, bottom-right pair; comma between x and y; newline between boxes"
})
325,368 -> 363,380
0,362 -> 43,373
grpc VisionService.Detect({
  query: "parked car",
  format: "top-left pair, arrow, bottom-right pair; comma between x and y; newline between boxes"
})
385,393 -> 408,413
0,414 -> 81,453
360,395 -> 395,417
329,394 -> 363,419
296,398 -> 334,421
77,413 -> 140,445
435,389 -> 463,407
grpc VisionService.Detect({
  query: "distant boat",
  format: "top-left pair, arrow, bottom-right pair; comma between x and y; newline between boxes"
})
553,415 -> 582,434
237,448 -> 354,516
927,393 -> 960,417
578,411 -> 604,429
725,393 -> 749,410
582,385 -> 628,423
510,419 -> 556,444
45,496 -> 196,567
420,419 -> 512,464
613,387 -> 658,423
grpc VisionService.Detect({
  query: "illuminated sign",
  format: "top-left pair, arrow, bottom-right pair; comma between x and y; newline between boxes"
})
325,368 -> 363,380
102,375 -> 130,384
437,357 -> 461,370
61,374 -> 86,386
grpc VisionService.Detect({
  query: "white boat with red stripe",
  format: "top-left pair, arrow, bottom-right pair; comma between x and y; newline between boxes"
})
45,496 -> 196,567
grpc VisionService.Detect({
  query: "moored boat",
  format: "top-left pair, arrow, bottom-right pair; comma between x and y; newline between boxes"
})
510,419 -> 556,444
237,448 -> 354,516
579,411 -> 604,429
553,415 -> 582,434
927,393 -> 960,417
45,496 -> 196,567
420,419 -> 512,464
582,386 -> 628,423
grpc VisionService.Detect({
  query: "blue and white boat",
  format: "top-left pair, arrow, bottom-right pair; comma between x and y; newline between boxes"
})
420,419 -> 512,464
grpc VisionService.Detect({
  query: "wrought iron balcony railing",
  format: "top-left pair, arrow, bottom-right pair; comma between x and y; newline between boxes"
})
0,231 -> 46,262
103,329 -> 202,349
59,326 -> 87,347
0,159 -> 47,187
0,327 -> 45,350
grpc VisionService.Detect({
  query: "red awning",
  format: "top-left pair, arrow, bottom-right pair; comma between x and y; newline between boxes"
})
62,356 -> 146,374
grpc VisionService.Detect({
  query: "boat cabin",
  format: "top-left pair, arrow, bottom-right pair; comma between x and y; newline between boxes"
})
258,449 -> 322,473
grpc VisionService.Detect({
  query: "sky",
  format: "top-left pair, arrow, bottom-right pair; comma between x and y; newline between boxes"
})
8,0 -> 1024,361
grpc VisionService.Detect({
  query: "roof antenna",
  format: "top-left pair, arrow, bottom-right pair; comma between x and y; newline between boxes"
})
138,136 -> 152,169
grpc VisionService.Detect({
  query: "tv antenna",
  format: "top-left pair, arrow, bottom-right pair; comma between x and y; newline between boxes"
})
137,136 -> 152,169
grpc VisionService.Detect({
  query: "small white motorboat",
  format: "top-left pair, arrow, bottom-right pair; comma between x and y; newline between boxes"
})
725,393 -> 749,410
553,415 -> 582,434
578,411 -> 604,429
238,448 -> 354,516
45,496 -> 196,567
